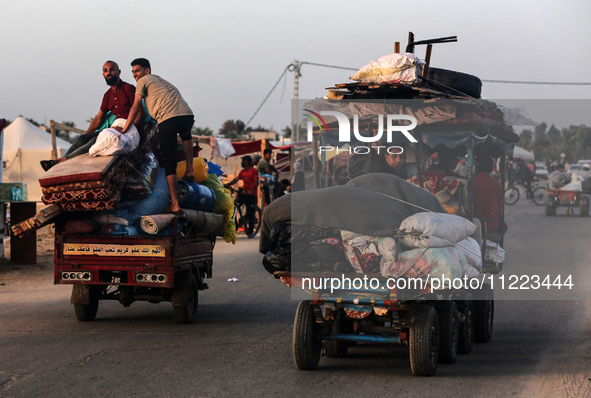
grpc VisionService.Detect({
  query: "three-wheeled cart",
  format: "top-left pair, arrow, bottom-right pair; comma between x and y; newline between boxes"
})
545,189 -> 590,216
54,217 -> 215,324
279,272 -> 494,376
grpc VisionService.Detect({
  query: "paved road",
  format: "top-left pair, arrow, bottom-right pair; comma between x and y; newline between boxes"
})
1,202 -> 590,398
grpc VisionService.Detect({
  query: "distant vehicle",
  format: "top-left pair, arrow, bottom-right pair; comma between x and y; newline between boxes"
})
577,159 -> 591,164
535,164 -> 549,178
567,164 -> 584,177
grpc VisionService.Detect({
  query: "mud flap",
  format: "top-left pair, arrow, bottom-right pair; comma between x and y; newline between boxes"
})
70,284 -> 91,305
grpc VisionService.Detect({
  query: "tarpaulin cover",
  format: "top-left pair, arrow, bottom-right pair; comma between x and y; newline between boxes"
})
302,98 -> 518,156
229,140 -> 279,157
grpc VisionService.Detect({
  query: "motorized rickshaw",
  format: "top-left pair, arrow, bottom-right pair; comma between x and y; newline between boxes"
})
261,93 -> 518,376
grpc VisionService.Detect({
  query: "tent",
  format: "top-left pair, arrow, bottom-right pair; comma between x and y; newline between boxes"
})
512,145 -> 534,161
2,116 -> 72,201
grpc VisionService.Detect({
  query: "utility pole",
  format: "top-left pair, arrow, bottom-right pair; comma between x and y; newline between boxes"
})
291,60 -> 301,142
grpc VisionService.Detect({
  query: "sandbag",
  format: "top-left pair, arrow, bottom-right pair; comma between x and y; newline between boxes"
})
400,212 -> 476,248
89,118 -> 140,157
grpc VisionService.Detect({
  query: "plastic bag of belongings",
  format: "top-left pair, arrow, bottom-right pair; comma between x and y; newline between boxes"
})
260,173 -> 486,284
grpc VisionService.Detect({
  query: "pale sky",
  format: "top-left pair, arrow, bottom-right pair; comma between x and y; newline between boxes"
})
2,0 -> 591,134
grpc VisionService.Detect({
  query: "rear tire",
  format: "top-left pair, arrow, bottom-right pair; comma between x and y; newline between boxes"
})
173,273 -> 198,324
409,306 -> 439,376
504,187 -> 519,205
580,197 -> 589,217
73,292 -> 99,322
436,301 -> 459,364
545,204 -> 556,216
324,309 -> 349,358
293,301 -> 322,370
457,299 -> 474,354
473,283 -> 494,343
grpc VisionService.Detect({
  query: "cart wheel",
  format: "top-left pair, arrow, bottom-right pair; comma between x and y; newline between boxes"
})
545,203 -> 556,216
73,285 -> 99,322
532,187 -> 547,206
172,272 -> 198,324
436,301 -> 459,364
324,309 -> 349,358
580,197 -> 589,217
293,300 -> 322,370
457,298 -> 474,354
504,187 -> 519,205
409,306 -> 439,376
474,283 -> 494,343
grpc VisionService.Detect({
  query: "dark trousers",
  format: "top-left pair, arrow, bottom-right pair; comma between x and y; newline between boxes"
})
239,193 -> 257,235
64,131 -> 100,159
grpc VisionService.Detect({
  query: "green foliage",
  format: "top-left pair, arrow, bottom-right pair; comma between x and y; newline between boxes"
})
191,126 -> 213,136
519,123 -> 591,162
218,119 -> 247,138
281,126 -> 291,138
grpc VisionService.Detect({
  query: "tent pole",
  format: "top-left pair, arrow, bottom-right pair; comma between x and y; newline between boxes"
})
50,120 -> 57,160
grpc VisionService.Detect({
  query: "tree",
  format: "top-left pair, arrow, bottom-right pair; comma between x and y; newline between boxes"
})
192,126 -> 213,136
245,124 -> 270,133
282,126 -> 291,138
55,121 -> 77,143
218,119 -> 247,139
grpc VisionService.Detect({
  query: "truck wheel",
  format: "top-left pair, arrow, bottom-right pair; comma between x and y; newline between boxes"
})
293,300 -> 322,370
436,301 -> 459,364
409,306 -> 439,376
545,204 -> 556,216
173,273 -> 199,324
324,309 -> 349,358
457,299 -> 474,354
474,283 -> 494,343
580,197 -> 589,217
73,288 -> 99,322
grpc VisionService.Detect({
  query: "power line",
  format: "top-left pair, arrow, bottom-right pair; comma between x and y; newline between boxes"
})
300,61 -> 358,72
244,65 -> 290,128
482,79 -> 591,85
244,61 -> 591,129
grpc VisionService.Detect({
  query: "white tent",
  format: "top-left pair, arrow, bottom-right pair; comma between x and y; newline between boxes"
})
513,145 -> 534,161
2,116 -> 72,201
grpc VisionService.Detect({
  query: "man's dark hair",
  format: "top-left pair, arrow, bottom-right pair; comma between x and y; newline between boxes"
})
263,149 -> 272,156
131,58 -> 151,69
476,155 -> 494,173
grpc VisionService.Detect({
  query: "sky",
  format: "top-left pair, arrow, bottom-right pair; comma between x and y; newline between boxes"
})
2,0 -> 591,135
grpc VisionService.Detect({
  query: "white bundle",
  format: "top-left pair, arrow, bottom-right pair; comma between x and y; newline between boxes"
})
89,118 -> 140,157
350,53 -> 425,84
400,212 -> 477,248
454,237 -> 482,271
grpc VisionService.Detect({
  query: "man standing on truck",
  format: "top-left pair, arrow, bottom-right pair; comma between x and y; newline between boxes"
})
40,60 -> 143,171
116,58 -> 195,216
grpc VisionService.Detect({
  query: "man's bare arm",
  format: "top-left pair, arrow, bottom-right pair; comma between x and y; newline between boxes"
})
116,94 -> 143,133
85,110 -> 106,134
